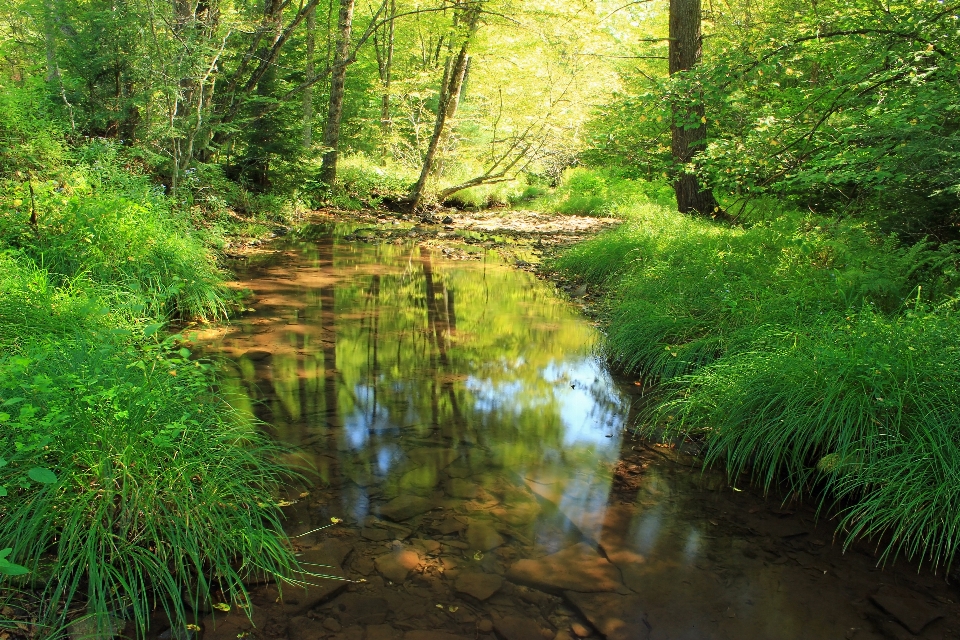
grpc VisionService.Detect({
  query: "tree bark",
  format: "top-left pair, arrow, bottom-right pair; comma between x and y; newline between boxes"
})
374,0 -> 396,163
303,4 -> 316,149
319,0 -> 356,186
669,0 -> 718,215
406,4 -> 480,213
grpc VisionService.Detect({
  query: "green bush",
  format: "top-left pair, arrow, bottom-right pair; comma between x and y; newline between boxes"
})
0,335 -> 297,635
555,201 -> 960,567
0,185 -> 229,321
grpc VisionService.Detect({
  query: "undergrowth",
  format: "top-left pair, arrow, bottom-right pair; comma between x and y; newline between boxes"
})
0,92 -> 299,637
554,180 -> 960,569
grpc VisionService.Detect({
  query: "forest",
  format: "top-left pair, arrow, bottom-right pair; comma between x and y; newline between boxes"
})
1,0 -> 959,637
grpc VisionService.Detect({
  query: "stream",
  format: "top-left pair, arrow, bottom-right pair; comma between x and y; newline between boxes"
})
190,222 -> 959,640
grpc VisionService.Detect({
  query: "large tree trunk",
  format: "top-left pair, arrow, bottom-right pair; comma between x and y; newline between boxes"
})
318,0 -> 356,186
669,0 -> 718,215
406,4 -> 480,213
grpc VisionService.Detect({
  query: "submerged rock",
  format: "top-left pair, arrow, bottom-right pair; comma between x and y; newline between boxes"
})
506,542 -> 622,594
465,521 -> 505,551
870,588 -> 944,635
379,495 -> 434,521
492,614 -> 548,640
455,573 -> 503,601
375,548 -> 422,583
564,591 -> 651,640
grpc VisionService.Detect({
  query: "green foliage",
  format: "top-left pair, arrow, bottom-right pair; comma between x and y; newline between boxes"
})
533,168 -> 675,216
555,199 -> 960,567
0,336 -> 297,635
587,0 -> 960,238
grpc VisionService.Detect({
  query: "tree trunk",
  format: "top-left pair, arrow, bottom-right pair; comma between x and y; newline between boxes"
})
406,5 -> 480,213
319,0 -> 356,186
374,0 -> 395,163
669,0 -> 718,215
303,4 -> 316,149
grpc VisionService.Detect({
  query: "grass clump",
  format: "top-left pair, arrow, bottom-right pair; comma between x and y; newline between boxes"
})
554,194 -> 960,569
1,336 -> 297,635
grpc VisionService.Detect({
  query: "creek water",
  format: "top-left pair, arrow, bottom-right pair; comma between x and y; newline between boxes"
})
192,223 -> 958,640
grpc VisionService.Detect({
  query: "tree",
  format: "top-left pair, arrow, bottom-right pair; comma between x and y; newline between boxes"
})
668,0 -> 717,215
318,0 -> 356,185
406,0 -> 481,213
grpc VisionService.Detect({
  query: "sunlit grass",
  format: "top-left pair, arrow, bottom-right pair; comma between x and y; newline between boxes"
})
555,186 -> 960,569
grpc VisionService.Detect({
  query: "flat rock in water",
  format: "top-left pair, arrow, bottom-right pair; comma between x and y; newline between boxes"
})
455,573 -> 503,601
406,447 -> 459,470
564,591 -> 650,640
403,632 -> 472,640
492,614 -> 546,640
379,495 -> 434,521
400,467 -> 442,492
507,542 -> 622,594
870,589 -> 944,635
243,349 -> 272,361
362,526 -> 390,542
375,548 -> 421,583
465,521 -> 505,551
329,593 -> 389,626
433,516 -> 467,535
445,478 -> 479,499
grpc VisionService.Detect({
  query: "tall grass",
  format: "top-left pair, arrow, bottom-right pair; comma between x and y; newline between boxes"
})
0,121 -> 298,634
1,337 -> 298,635
554,183 -> 960,569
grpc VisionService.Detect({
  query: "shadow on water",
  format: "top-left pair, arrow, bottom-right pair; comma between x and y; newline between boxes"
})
191,223 -> 960,640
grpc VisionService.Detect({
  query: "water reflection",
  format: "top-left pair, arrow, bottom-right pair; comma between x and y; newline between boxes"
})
193,224 -> 934,640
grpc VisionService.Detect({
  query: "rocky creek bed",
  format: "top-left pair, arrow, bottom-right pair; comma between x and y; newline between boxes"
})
184,214 -> 960,640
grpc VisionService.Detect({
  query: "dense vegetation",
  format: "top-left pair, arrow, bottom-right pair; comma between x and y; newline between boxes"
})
1,0 -> 959,634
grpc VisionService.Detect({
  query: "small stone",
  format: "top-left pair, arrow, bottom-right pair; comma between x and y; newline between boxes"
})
571,622 -> 590,638
478,619 -> 494,633
375,549 -> 421,583
554,632 -> 576,640
334,626 -> 364,640
442,216 -> 454,224
725,607 -> 736,618
323,617 -> 343,632
455,573 -> 503,601
465,521 -> 504,551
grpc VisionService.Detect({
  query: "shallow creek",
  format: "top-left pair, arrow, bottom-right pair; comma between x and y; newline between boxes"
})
190,223 -> 959,640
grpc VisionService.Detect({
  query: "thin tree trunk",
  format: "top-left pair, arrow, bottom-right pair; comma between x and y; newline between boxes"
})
669,0 -> 718,215
375,0 -> 395,163
303,4 -> 316,149
407,6 -> 479,213
319,0 -> 356,186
